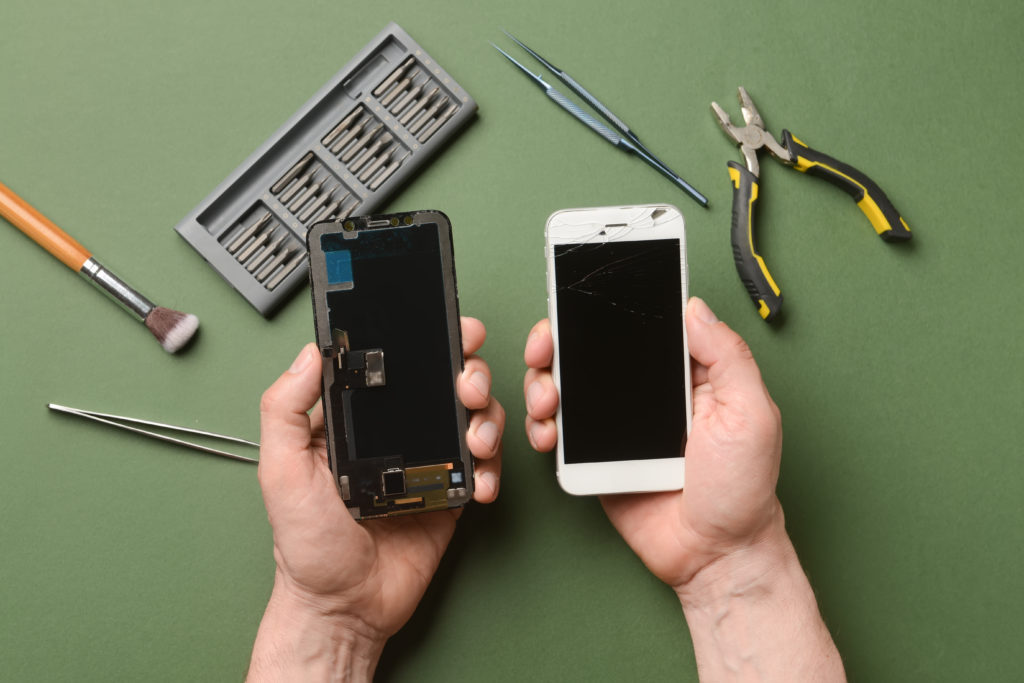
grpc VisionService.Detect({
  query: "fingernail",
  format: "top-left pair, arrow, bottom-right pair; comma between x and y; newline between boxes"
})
288,345 -> 313,374
469,370 -> 490,398
474,420 -> 500,451
526,381 -> 543,412
477,470 -> 498,499
529,422 -> 545,450
690,297 -> 718,325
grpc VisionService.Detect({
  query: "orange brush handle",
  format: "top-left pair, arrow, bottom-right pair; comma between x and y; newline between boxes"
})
0,180 -> 92,271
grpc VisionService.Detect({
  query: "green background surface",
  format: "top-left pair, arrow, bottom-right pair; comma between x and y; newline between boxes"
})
2,1 -> 1021,680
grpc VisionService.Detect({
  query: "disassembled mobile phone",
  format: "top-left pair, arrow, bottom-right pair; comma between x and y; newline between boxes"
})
307,210 -> 473,519
545,204 -> 691,496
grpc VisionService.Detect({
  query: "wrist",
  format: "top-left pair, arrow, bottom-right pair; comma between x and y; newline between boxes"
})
674,501 -> 793,610
673,507 -> 846,681
247,574 -> 386,682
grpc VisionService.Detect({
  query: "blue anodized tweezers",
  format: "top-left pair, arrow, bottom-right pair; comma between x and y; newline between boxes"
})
494,31 -> 708,208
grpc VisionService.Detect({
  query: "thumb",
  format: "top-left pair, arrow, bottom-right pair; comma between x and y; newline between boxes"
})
686,297 -> 769,402
258,343 -> 323,485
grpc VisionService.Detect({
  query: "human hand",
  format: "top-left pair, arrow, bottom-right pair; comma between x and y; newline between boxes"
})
523,297 -> 783,593
248,317 -> 504,681
525,299 -> 845,680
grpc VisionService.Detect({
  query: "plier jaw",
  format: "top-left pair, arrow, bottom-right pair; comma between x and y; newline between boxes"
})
710,87 -> 791,177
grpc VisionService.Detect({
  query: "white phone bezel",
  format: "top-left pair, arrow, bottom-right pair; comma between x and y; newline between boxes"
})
544,204 -> 691,496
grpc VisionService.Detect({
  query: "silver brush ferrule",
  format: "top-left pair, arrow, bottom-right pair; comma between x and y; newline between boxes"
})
79,257 -> 155,322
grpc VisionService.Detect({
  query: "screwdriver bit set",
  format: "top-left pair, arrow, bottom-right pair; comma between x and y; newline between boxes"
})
174,23 -> 476,315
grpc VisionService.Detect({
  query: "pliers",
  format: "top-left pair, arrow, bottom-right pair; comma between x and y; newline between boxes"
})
712,87 -> 911,321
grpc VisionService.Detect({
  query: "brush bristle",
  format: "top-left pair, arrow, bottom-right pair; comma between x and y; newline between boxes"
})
145,307 -> 200,353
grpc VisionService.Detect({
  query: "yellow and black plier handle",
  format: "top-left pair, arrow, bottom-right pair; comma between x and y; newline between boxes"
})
713,87 -> 911,322
726,160 -> 782,320
782,129 -> 911,243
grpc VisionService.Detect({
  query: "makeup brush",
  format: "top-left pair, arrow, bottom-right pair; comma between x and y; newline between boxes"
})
0,180 -> 199,353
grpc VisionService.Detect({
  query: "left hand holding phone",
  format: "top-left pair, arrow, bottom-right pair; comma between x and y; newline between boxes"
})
525,297 -> 845,681
248,317 -> 503,682
525,296 -> 783,586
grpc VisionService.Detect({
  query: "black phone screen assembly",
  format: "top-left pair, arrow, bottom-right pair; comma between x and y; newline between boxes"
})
307,210 -> 472,520
553,239 -> 686,463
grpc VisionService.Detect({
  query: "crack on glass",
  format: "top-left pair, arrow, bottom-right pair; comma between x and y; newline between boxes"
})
556,242 -> 666,320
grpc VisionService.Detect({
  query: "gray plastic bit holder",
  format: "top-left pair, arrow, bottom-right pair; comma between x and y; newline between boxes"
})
174,22 -> 476,316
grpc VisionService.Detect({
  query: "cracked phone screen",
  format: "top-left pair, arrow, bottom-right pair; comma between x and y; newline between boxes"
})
553,238 -> 686,464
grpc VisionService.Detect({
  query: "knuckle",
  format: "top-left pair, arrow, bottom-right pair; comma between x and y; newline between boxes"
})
259,386 -> 281,415
728,334 -> 755,362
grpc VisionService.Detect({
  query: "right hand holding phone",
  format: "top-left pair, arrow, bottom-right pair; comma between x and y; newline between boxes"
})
523,296 -> 786,595
249,317 -> 503,680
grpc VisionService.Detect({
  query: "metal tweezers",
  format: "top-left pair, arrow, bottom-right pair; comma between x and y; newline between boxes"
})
493,30 -> 708,208
48,403 -> 259,464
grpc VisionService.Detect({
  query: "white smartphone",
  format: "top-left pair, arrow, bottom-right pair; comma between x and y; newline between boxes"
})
545,204 -> 691,495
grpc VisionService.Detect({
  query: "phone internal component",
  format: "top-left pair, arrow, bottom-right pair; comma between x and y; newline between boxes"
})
308,211 -> 473,519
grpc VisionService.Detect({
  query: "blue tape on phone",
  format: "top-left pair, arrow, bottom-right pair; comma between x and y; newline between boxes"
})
325,249 -> 354,287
